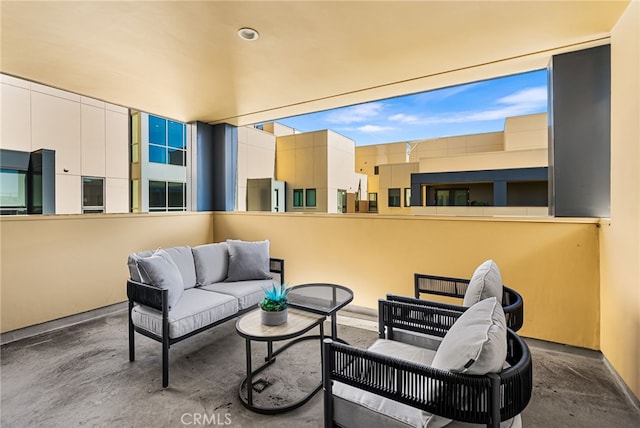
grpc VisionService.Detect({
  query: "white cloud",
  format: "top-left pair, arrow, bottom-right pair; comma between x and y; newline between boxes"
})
389,113 -> 419,124
325,102 -> 384,124
395,86 -> 548,126
357,125 -> 395,133
497,87 -> 547,106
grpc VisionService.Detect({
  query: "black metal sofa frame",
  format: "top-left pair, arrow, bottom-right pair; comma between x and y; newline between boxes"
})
323,298 -> 532,428
409,273 -> 524,331
127,258 -> 285,388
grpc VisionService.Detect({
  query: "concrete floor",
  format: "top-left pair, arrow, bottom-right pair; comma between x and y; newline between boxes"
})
1,308 -> 639,428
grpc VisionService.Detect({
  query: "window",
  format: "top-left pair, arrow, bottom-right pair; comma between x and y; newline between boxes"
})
306,188 -> 316,207
293,189 -> 303,207
148,115 -> 186,166
0,169 -> 27,215
368,192 -> 378,212
388,188 -> 401,207
435,188 -> 469,206
374,166 -> 379,175
82,177 -> 104,213
149,180 -> 186,212
404,188 -> 411,207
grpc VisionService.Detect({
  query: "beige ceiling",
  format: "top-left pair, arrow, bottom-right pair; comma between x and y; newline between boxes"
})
0,1 -> 630,126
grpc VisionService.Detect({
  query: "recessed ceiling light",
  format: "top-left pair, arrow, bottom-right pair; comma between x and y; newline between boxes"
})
238,27 -> 259,41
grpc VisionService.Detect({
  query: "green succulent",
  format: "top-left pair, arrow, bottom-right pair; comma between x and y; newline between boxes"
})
259,283 -> 290,312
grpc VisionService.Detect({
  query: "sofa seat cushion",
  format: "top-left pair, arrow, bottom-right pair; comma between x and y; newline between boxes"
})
200,279 -> 275,310
131,289 -> 238,339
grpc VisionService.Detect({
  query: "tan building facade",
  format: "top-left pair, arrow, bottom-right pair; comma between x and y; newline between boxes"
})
356,113 -> 549,215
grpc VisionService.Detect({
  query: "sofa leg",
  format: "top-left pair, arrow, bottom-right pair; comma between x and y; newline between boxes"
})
128,300 -> 135,362
162,339 -> 169,388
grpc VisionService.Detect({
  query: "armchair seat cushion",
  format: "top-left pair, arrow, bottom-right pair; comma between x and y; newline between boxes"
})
333,339 -> 438,428
333,337 -> 520,428
131,289 -> 238,339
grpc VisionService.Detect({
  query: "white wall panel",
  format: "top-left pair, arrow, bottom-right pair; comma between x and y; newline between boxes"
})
81,103 -> 106,177
31,91 -> 81,174
105,177 -> 129,213
55,173 -> 81,214
0,82 -> 31,151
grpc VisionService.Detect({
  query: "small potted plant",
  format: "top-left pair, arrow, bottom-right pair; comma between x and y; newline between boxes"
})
259,283 -> 290,326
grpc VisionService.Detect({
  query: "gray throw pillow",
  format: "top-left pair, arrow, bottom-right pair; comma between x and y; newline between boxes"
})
192,242 -> 229,286
424,297 -> 507,427
462,259 -> 503,307
136,249 -> 184,310
431,297 -> 507,375
225,239 -> 271,282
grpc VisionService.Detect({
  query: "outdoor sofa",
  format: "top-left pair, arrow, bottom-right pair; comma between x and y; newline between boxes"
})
126,239 -> 284,387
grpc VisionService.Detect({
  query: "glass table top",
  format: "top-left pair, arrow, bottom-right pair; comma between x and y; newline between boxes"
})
287,283 -> 354,315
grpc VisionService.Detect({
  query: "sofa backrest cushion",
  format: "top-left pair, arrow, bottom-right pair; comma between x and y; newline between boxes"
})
225,239 -> 272,282
462,259 -> 503,307
431,297 -> 507,375
192,242 -> 229,286
135,249 -> 184,310
163,246 -> 197,289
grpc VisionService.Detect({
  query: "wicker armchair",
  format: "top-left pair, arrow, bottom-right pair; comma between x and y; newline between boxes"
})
322,298 -> 532,428
409,271 -> 524,332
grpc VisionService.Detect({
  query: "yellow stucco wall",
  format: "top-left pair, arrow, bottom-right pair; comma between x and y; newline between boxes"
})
1,212 -> 600,349
600,0 -> 640,400
0,212 -> 214,332
212,211 -> 601,350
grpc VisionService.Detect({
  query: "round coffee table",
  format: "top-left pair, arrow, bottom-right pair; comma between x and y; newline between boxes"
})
287,283 -> 354,342
235,308 -> 326,414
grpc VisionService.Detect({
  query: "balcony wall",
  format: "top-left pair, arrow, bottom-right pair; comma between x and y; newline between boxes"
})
1,212 -> 600,351
0,212 -> 214,333
211,211 -> 601,349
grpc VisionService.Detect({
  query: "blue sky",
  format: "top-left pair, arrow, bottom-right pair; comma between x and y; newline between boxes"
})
268,69 -> 548,146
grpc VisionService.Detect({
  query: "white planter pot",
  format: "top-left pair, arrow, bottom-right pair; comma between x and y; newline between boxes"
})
260,307 -> 288,326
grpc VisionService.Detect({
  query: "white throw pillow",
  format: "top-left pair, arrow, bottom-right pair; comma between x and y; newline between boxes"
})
462,260 -> 503,307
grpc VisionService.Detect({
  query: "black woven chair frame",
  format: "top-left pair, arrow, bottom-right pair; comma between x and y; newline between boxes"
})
323,299 -> 532,428
411,273 -> 524,332
128,257 -> 285,388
